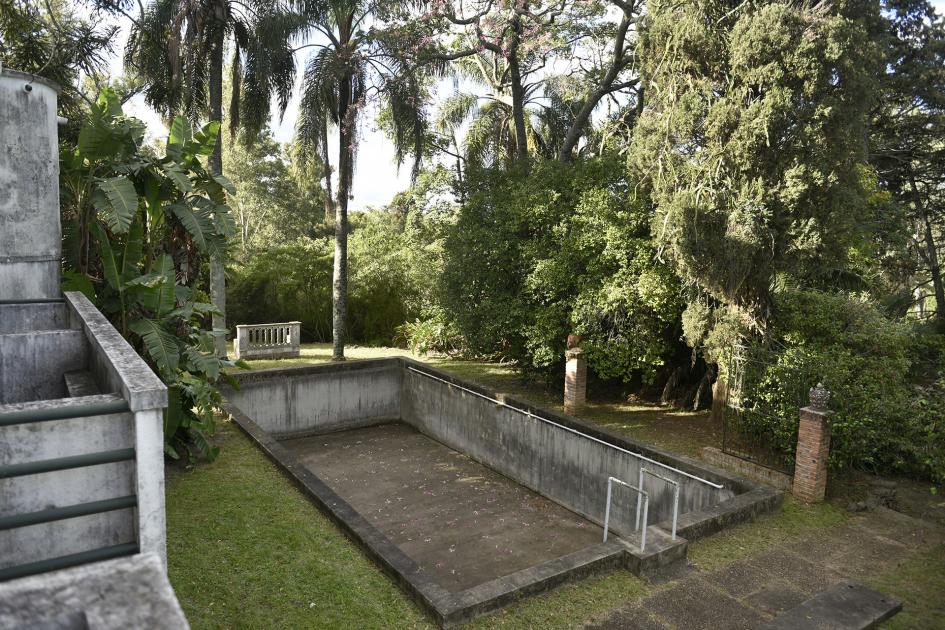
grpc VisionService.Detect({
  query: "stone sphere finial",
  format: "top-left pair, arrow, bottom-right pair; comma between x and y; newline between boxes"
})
567,334 -> 583,350
809,383 -> 831,410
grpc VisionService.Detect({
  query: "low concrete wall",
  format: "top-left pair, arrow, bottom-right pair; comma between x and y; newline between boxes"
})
0,302 -> 70,334
0,329 -> 87,404
0,404 -> 136,569
399,362 -> 737,539
224,360 -> 403,438
700,447 -> 793,492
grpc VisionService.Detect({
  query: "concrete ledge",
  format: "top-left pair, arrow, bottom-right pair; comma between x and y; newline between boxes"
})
0,552 -> 188,629
700,446 -> 793,492
671,487 -> 784,542
761,581 -> 902,629
64,292 -> 166,411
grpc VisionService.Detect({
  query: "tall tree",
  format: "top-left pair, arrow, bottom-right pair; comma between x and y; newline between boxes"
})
294,0 -> 433,360
630,0 -> 881,355
428,0 -> 643,164
125,0 -> 298,355
0,0 -> 115,126
871,0 -> 945,329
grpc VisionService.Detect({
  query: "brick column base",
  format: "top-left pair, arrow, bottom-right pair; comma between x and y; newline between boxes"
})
564,348 -> 587,414
792,406 -> 832,503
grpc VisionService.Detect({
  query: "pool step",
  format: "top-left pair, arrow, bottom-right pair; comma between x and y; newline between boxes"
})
761,581 -> 902,629
64,370 -> 100,397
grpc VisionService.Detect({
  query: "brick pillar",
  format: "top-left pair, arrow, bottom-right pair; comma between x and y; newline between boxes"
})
564,348 -> 587,414
792,384 -> 832,503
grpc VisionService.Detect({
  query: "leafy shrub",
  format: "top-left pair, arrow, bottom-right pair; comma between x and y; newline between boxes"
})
440,157 -> 682,381
396,314 -> 465,355
60,90 -> 241,461
734,288 -> 945,482
228,208 -> 431,345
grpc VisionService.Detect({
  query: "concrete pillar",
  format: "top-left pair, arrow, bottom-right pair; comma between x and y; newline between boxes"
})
134,408 -> 167,566
792,384 -> 832,503
0,69 -> 62,299
564,348 -> 587,414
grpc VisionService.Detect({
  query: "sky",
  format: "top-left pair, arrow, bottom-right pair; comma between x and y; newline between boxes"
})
108,0 -> 945,212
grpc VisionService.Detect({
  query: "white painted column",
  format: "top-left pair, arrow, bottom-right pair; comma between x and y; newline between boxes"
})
134,408 -> 167,567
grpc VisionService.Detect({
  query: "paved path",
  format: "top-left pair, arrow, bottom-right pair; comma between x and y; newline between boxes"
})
585,507 -> 942,629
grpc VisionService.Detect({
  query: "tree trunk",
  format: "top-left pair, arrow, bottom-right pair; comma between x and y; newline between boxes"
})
332,75 -> 352,361
911,173 -> 945,330
208,23 -> 228,357
508,10 -> 529,162
321,124 -> 336,227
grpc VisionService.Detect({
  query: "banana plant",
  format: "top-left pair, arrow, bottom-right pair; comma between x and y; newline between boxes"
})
60,89 -> 245,461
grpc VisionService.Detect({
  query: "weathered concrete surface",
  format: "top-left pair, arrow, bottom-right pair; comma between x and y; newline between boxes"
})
586,507 -> 939,630
224,360 -> 402,437
0,511 -> 136,569
65,292 -> 167,412
0,403 -> 137,571
281,423 -> 605,593
0,69 -> 62,299
761,581 -> 902,629
700,446 -> 793,492
0,329 -> 87,403
0,302 -> 71,334
400,364 -> 737,538
0,552 -> 189,629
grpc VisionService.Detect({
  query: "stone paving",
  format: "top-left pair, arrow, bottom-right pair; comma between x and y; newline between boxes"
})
584,507 -> 943,629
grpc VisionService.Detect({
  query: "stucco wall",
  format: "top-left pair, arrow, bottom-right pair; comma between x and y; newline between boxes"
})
224,361 -> 403,438
399,364 -> 737,539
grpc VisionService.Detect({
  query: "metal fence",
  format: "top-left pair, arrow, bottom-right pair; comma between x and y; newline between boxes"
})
721,345 -> 807,474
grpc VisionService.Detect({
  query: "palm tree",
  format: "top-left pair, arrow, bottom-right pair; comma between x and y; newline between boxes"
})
294,0 -> 434,360
125,0 -> 298,356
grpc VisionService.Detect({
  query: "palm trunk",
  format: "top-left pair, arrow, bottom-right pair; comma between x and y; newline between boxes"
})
321,124 -> 336,227
208,24 -> 228,357
332,74 -> 352,361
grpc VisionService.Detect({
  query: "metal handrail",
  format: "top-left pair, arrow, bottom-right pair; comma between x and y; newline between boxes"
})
405,366 -> 725,489
0,495 -> 137,531
604,476 -> 648,552
637,466 -> 680,540
0,397 -> 129,427
0,542 -> 139,582
0,448 -> 135,479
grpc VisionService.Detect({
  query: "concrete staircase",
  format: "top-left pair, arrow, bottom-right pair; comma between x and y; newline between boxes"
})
0,295 -> 167,582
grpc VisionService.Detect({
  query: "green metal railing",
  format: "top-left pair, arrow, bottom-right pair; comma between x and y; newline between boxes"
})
0,543 -> 139,582
0,398 -> 129,427
0,448 -> 135,479
0,495 -> 137,531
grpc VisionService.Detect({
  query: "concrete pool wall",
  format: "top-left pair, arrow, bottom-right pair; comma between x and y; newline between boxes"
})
223,358 -> 781,625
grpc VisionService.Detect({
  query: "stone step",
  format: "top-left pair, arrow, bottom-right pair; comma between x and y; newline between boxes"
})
63,370 -> 100,397
761,581 -> 902,630
0,302 -> 71,334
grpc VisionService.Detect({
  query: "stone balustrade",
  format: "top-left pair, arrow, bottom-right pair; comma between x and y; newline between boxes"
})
235,322 -> 301,360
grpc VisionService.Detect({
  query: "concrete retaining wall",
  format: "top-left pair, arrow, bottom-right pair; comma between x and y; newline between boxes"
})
224,360 -> 403,438
0,302 -> 71,334
225,359 -> 746,540
0,70 -> 62,299
400,366 -> 736,539
0,407 -> 136,569
0,330 -> 87,404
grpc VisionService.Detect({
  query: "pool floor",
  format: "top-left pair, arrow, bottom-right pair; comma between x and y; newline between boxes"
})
280,423 -> 604,592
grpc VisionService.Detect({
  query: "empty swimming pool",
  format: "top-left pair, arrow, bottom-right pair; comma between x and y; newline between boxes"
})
222,358 -> 781,626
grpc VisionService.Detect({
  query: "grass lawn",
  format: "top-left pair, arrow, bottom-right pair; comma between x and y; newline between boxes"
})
167,421 -> 649,630
166,344 -> 945,628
